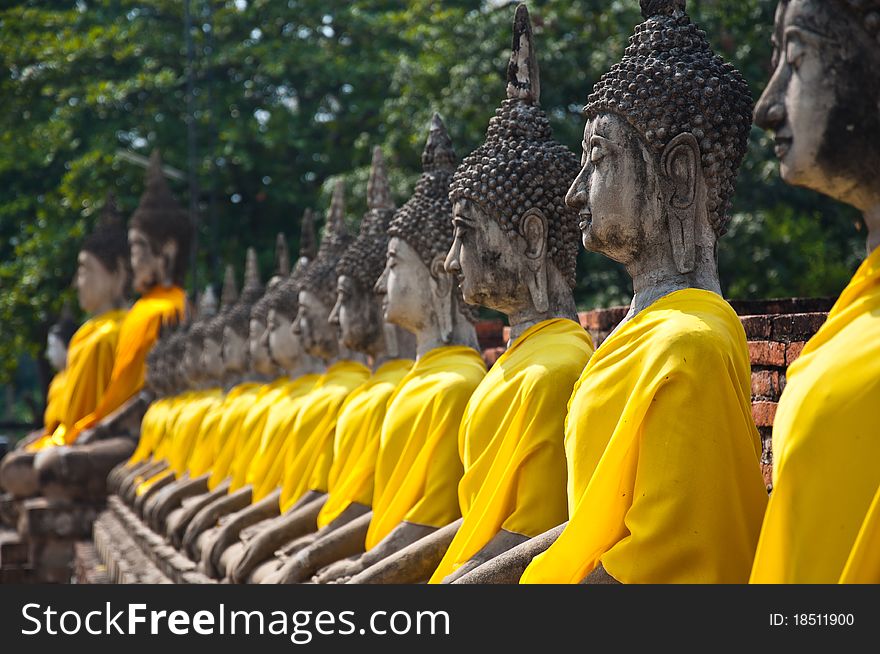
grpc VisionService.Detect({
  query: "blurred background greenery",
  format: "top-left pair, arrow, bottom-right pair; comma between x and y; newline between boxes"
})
0,0 -> 866,424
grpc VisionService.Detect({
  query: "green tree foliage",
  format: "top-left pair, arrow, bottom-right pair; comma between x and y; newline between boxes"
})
0,0 -> 867,392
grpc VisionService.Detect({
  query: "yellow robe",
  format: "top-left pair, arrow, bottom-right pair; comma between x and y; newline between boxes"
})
186,382 -> 260,478
127,394 -> 181,466
42,370 -> 67,437
750,246 -> 880,584
70,286 -> 186,441
365,346 -> 486,550
222,378 -> 291,492
165,388 -> 223,476
522,289 -> 767,584
430,319 -> 593,583
317,359 -> 413,528
29,309 -> 127,451
244,374 -> 321,499
277,361 -> 371,512
840,483 -> 880,583
206,382 -> 269,491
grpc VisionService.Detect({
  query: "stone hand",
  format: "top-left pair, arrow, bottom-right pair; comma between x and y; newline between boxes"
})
311,555 -> 365,584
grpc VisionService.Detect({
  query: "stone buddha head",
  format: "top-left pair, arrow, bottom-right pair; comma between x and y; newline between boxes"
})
265,277 -> 307,371
330,147 -> 403,358
183,322 -> 210,386
222,248 -> 264,375
445,5 -> 581,320
294,181 -> 353,360
377,115 -> 478,346
202,264 -> 239,380
165,326 -> 190,393
566,0 -> 752,285
250,217 -> 315,376
754,0 -> 880,214
77,193 -> 129,315
128,150 -> 193,295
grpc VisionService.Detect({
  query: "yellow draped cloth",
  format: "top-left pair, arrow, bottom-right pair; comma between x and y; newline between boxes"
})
430,319 -> 593,582
365,346 -> 486,550
217,378 -> 289,492
29,309 -> 127,451
277,361 -> 371,512
165,388 -> 223,476
244,374 -> 321,499
317,359 -> 413,528
70,286 -> 186,441
41,370 -> 67,438
127,394 -> 184,466
840,483 -> 880,583
750,246 -> 880,584
187,382 -> 260,478
205,382 -> 271,490
522,289 -> 767,584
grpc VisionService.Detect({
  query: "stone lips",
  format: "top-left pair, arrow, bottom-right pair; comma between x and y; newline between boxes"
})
585,2 -> 752,236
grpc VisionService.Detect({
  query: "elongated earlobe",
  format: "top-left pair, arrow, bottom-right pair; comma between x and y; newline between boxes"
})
430,255 -> 454,343
661,133 -> 700,274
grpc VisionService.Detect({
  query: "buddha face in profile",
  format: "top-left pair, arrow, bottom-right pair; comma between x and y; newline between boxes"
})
267,308 -> 303,371
183,339 -> 205,386
202,336 -> 224,380
222,325 -> 249,374
567,114 -> 673,267
329,274 -> 383,354
76,250 -> 126,315
754,0 -> 880,211
249,317 -> 275,376
446,199 -> 546,315
293,289 -> 338,360
376,237 -> 444,336
128,228 -> 177,295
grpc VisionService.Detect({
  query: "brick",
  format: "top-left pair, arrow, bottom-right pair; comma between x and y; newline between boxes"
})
786,341 -> 806,365
740,315 -> 772,340
502,325 -> 511,343
747,341 -> 786,367
771,313 -> 827,341
475,319 -> 504,350
752,401 -> 778,428
751,370 -> 782,400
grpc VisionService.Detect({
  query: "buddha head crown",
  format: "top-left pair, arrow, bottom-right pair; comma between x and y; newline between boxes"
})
271,232 -> 291,287
585,0 -> 752,238
205,263 -> 238,343
300,180 -> 353,307
81,192 -> 130,275
294,208 -> 318,276
448,4 -> 581,288
197,284 -> 218,320
129,150 -> 193,285
226,247 -> 264,338
337,147 -> 396,294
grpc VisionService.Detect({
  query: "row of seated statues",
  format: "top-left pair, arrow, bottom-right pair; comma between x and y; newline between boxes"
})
1,0 -> 877,584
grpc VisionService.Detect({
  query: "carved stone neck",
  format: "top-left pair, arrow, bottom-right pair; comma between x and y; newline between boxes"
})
287,353 -> 324,378
624,242 -> 720,327
415,309 -> 478,359
373,324 -> 416,369
507,265 -> 578,345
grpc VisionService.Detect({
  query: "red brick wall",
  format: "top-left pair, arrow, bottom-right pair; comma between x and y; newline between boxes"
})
474,297 -> 833,490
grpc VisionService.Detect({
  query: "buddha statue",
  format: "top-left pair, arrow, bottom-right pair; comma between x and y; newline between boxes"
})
32,151 -> 191,503
300,115 -> 486,585
182,183 -> 369,569
0,194 -> 130,500
194,239 -> 327,577
110,267 -> 237,504
203,180 -> 375,581
508,0 -> 767,584
5,308 -> 77,456
230,147 -> 417,584
249,231 -> 294,379
750,0 -> 880,583
414,4 -> 594,584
